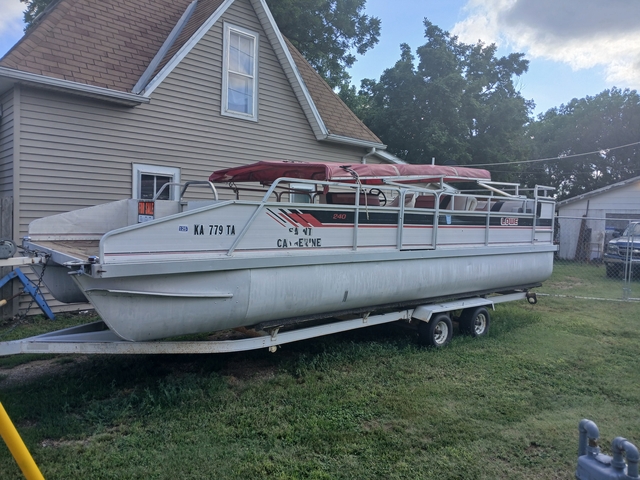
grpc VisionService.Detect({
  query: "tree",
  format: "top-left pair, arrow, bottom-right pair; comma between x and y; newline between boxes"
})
20,0 -> 380,89
526,88 -> 640,199
20,0 -> 49,27
266,0 -> 380,88
346,20 -> 531,179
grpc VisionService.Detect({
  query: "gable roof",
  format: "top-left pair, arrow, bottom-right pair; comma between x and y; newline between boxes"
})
557,175 -> 640,207
0,0 -> 383,147
285,38 -> 381,145
0,0 -> 186,92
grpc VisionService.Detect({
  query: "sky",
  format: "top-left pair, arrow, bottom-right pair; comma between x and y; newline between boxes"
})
348,0 -> 638,115
1,0 -> 638,116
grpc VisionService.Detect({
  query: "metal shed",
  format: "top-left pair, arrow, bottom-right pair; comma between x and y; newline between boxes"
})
556,176 -> 640,260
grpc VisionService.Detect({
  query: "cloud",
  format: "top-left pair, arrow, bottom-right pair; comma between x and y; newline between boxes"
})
0,0 -> 24,34
452,0 -> 640,88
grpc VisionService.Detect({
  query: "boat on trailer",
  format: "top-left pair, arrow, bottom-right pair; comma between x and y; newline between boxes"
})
2,161 -> 556,355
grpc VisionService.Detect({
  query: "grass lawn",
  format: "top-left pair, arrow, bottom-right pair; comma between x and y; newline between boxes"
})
0,296 -> 639,479
537,260 -> 639,300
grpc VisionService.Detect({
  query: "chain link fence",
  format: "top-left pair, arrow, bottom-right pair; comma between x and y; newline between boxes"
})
535,215 -> 639,301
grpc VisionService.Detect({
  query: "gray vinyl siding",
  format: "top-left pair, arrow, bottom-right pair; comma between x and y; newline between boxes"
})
16,0 -> 367,236
0,90 -> 13,197
0,90 -> 14,318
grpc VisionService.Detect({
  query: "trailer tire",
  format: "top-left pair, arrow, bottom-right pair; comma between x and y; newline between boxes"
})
418,314 -> 452,348
459,307 -> 490,337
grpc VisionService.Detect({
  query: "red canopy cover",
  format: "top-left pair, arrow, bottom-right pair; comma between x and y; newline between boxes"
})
209,161 -> 491,185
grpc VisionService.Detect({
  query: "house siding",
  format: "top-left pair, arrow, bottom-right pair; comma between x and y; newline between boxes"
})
0,89 -> 13,197
557,180 -> 640,259
16,0 -> 366,237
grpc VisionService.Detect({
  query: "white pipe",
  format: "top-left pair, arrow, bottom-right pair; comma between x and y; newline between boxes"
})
362,148 -> 377,164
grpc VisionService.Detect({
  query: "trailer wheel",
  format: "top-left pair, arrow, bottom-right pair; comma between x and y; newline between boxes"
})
418,314 -> 452,347
459,307 -> 490,337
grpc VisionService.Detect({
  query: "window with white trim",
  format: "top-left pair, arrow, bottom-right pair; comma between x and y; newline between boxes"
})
132,164 -> 181,200
222,23 -> 258,120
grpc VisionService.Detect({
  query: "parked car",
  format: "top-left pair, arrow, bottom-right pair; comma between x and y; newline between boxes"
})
604,222 -> 640,278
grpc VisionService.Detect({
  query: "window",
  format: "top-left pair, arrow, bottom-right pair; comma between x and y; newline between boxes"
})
132,164 -> 181,200
222,23 -> 258,120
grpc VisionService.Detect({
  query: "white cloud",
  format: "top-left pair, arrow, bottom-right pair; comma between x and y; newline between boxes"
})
452,0 -> 640,88
0,0 -> 25,57
0,0 -> 24,35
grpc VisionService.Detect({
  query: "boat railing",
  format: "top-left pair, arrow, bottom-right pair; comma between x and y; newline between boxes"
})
216,176 -> 554,254
152,181 -> 219,201
141,176 -> 554,256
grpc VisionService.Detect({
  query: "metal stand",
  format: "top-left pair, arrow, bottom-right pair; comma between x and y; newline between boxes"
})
0,268 -> 55,320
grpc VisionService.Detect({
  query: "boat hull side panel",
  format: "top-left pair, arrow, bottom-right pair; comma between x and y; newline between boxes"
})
72,250 -> 553,341
76,270 -> 252,341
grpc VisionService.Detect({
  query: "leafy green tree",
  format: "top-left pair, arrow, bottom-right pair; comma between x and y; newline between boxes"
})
346,20 -> 531,178
20,0 -> 50,27
20,0 -> 380,89
267,0 -> 380,88
526,88 -> 640,199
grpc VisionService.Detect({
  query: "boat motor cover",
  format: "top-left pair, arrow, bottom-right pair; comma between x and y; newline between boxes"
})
209,161 -> 491,185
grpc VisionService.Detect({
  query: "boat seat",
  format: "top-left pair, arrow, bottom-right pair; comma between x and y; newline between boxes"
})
414,195 -> 435,209
389,193 -> 416,208
491,200 -> 528,213
466,197 -> 478,211
441,195 -> 478,211
325,192 -> 380,206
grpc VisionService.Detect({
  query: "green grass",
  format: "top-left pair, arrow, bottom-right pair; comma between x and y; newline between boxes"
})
537,260 -> 639,299
1,299 -> 640,479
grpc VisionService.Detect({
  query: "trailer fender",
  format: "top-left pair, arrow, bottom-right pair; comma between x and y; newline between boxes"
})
411,297 -> 495,323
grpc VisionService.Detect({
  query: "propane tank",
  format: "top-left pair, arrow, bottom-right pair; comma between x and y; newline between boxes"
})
576,419 -> 639,480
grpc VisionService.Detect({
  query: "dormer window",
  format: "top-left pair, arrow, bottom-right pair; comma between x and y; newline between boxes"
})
222,23 -> 258,121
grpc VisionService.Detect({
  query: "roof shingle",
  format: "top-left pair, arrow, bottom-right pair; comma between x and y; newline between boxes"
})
285,38 -> 381,145
1,0 -> 190,91
1,0 -> 382,145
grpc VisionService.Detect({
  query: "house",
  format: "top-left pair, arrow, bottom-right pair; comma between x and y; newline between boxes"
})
556,176 -> 640,260
0,0 -> 398,316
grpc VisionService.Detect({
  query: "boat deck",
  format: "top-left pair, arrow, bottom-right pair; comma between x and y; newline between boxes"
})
33,240 -> 99,262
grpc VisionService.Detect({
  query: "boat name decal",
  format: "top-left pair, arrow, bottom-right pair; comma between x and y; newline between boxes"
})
192,224 -> 237,236
289,227 -> 314,236
278,225 -> 322,248
277,238 -> 322,248
500,217 -> 519,226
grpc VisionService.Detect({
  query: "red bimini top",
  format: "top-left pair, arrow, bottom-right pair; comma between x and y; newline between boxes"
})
209,161 -> 491,185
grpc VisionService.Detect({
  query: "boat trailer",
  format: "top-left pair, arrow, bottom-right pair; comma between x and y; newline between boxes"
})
0,292 -> 531,356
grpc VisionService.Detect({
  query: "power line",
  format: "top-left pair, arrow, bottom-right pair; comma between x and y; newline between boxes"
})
472,140 -> 640,167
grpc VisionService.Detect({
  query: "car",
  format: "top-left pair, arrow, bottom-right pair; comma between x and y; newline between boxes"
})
603,222 -> 640,278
